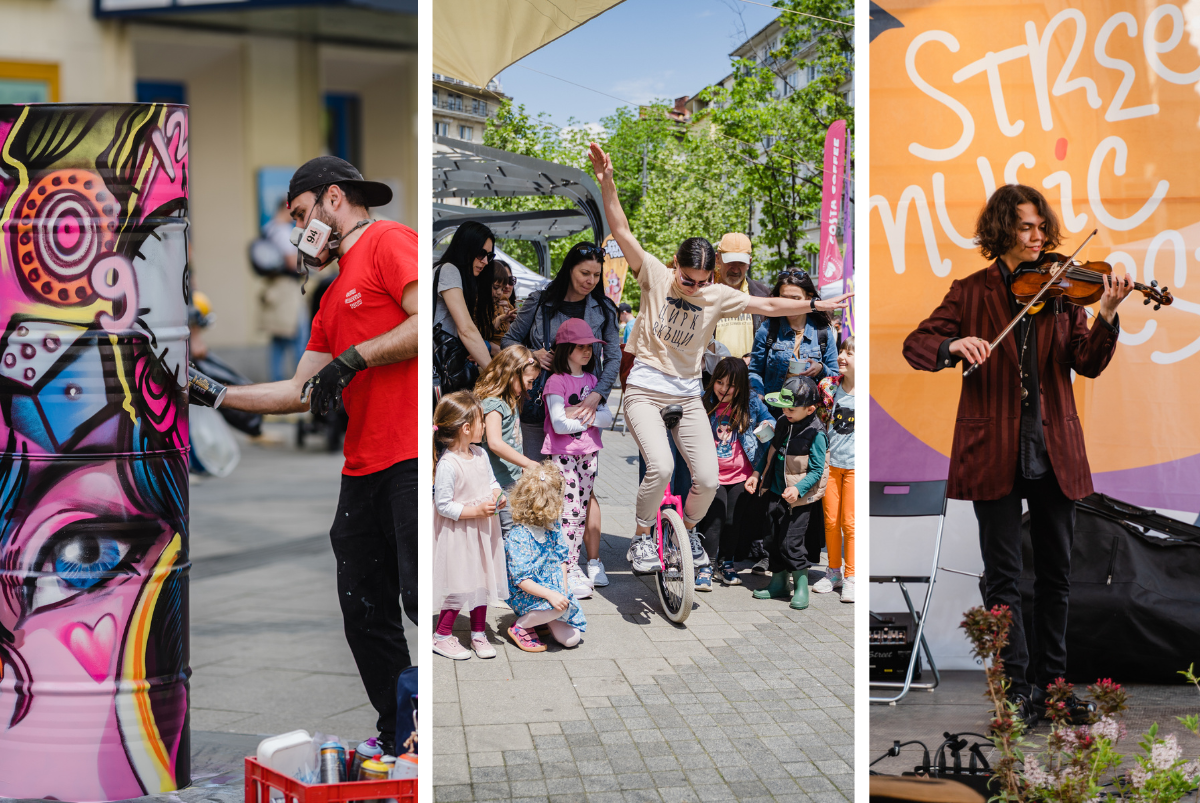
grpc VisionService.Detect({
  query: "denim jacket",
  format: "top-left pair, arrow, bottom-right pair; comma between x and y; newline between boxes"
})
709,392 -> 775,473
747,318 -> 839,398
502,290 -> 621,401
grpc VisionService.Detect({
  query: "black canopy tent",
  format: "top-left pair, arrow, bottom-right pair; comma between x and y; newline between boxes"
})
432,135 -> 608,276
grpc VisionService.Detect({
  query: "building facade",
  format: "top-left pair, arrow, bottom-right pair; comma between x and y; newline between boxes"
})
0,0 -> 417,375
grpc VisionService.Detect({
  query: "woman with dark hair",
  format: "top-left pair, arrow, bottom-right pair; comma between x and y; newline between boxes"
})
747,269 -> 840,404
434,221 -> 499,374
588,142 -> 851,577
503,240 -> 622,587
490,259 -> 519,348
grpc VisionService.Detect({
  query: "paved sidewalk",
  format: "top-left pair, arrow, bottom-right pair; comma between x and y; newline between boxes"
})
433,408 -> 855,802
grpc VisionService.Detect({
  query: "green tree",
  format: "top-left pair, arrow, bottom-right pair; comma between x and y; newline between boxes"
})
699,0 -> 854,277
480,100 -> 746,312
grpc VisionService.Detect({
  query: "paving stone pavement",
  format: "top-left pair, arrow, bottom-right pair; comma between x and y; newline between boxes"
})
433,403 -> 855,802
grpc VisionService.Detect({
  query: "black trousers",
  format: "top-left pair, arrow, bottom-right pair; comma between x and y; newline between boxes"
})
973,471 -> 1075,699
697,481 -> 760,561
763,494 -> 822,572
330,458 -> 418,738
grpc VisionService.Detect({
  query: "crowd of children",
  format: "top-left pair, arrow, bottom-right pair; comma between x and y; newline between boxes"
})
431,316 -> 855,659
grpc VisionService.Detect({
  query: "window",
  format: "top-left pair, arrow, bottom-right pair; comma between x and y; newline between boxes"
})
473,99 -> 488,117
136,80 -> 186,105
448,92 -> 463,111
459,125 -> 473,141
435,122 -> 449,137
0,60 -> 59,104
324,93 -> 362,167
433,89 -> 439,108
807,64 -> 817,82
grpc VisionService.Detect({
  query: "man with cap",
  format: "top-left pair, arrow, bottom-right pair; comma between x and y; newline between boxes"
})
744,375 -> 827,611
712,231 -> 771,358
220,155 -> 417,755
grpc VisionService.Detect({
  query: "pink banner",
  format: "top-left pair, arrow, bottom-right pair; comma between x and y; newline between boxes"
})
817,119 -> 846,288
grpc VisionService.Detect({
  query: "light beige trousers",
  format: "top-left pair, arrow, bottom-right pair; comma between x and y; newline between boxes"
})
623,386 -> 720,528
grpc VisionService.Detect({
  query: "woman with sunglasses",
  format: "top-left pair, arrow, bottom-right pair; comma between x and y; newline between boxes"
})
490,259 -> 520,349
587,142 -> 852,574
434,220 -> 499,375
503,240 -> 622,587
747,270 -> 841,404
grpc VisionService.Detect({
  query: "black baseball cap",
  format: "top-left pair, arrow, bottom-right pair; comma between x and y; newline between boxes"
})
765,375 -> 820,409
618,303 -> 633,314
288,156 -> 393,209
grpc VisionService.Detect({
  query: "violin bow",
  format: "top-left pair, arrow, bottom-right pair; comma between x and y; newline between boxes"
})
962,229 -> 1098,378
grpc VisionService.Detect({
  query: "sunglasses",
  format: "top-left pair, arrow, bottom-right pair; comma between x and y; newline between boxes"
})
477,248 -> 496,263
676,271 -> 714,289
493,277 -> 515,288
576,244 -> 606,261
778,269 -> 810,280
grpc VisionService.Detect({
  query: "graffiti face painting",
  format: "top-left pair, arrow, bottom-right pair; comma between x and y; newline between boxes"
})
0,104 -> 191,800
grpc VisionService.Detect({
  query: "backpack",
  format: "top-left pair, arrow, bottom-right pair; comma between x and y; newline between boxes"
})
432,263 -> 479,396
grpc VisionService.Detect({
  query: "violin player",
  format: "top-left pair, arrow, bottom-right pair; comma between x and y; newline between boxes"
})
903,184 -> 1134,728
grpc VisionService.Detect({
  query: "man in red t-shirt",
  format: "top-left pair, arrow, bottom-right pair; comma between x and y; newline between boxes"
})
222,156 -> 416,755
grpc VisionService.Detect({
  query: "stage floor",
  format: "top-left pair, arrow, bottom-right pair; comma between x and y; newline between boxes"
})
870,670 -> 1200,774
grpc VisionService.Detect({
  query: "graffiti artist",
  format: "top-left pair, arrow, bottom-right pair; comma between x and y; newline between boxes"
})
222,156 -> 418,754
902,184 -> 1133,729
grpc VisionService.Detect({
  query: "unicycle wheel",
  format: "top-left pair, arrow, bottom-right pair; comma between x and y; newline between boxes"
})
655,508 -> 694,623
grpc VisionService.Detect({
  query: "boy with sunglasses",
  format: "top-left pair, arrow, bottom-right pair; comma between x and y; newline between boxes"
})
588,143 -> 851,575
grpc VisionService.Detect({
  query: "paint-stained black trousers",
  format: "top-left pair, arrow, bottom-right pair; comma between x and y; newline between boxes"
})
330,458 -> 417,740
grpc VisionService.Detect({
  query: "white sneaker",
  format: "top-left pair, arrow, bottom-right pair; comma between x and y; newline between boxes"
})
832,571 -> 845,590
840,576 -> 855,603
687,527 -> 710,568
812,572 -> 835,594
587,559 -> 609,587
568,564 -> 593,599
629,536 -> 663,574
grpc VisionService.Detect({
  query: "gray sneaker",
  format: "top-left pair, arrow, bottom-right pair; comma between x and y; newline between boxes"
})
629,535 -> 663,574
687,527 -> 710,567
751,557 -> 771,576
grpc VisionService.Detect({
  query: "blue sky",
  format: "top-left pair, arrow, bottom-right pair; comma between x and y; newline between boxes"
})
494,0 -> 779,129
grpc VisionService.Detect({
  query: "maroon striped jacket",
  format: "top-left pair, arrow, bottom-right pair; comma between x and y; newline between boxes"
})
902,260 -> 1119,501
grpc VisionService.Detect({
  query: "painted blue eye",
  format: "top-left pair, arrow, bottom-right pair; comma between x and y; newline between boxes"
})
54,535 -> 122,590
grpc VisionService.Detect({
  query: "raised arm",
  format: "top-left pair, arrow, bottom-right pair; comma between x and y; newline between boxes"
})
589,142 -> 646,276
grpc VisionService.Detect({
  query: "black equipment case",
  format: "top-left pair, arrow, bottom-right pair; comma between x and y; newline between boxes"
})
1018,492 -> 1200,683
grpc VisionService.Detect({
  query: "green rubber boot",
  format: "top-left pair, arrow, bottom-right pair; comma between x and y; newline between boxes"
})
789,571 -> 810,610
752,571 -> 790,600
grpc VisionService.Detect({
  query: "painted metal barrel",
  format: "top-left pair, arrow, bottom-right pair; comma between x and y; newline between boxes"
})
0,104 -> 191,801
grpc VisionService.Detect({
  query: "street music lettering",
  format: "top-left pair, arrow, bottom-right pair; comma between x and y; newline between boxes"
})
870,3 -> 1200,364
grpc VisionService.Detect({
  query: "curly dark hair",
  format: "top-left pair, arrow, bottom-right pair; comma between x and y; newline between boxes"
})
974,184 -> 1062,261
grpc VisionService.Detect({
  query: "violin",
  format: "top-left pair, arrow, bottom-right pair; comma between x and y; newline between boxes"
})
963,229 -> 1170,379
1011,252 -> 1174,311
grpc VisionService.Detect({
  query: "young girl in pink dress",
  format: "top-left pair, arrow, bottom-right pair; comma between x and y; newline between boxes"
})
541,319 -> 613,599
432,390 -> 509,660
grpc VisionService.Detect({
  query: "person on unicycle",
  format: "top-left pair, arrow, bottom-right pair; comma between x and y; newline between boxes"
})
587,143 -> 852,575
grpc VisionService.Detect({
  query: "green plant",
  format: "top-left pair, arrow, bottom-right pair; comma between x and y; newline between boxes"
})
960,607 -> 1200,802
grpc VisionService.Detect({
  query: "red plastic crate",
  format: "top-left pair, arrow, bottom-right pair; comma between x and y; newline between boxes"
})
244,754 -> 417,803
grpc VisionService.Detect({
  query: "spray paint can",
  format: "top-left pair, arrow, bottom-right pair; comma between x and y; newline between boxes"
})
358,759 -> 389,781
319,742 -> 346,783
188,365 -> 227,408
390,753 -> 418,779
350,738 -> 382,780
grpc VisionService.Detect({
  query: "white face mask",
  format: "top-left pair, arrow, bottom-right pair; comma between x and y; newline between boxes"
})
287,189 -> 372,272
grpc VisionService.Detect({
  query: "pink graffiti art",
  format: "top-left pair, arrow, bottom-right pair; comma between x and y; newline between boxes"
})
0,103 -> 191,801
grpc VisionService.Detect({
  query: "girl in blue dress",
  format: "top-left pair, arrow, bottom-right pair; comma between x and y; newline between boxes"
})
505,461 -> 588,652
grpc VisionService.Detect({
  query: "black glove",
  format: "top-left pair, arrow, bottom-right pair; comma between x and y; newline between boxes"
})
303,346 -> 367,416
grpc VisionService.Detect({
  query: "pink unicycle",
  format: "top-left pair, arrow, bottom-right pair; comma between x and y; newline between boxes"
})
653,404 -> 694,623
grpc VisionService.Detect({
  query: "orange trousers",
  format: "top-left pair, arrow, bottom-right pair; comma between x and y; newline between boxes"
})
822,467 -> 855,578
